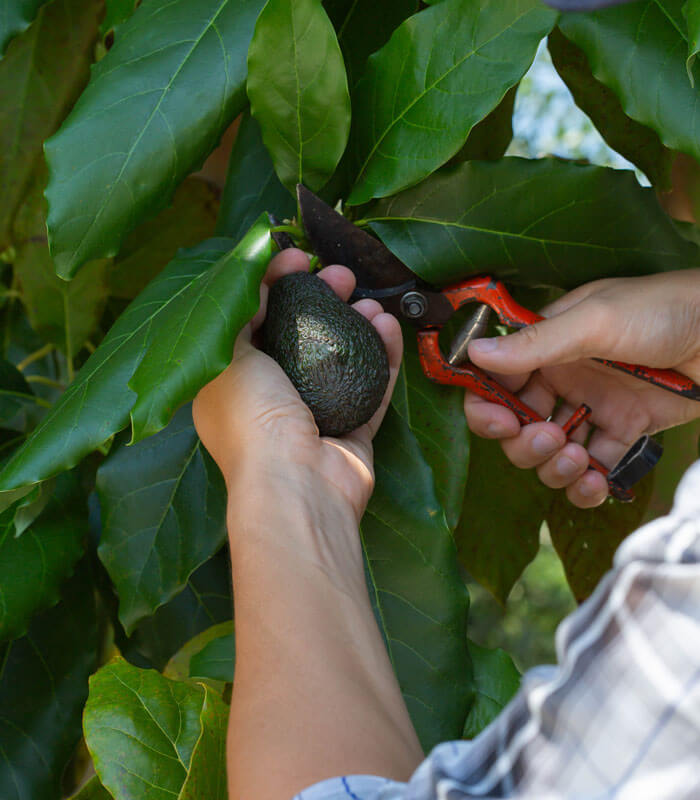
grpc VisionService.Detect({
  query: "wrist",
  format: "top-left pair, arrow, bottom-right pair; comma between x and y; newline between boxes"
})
226,463 -> 366,590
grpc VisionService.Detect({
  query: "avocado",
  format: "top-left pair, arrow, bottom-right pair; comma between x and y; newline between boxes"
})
262,271 -> 390,437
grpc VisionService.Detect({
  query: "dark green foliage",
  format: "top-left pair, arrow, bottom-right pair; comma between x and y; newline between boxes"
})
262,272 -> 389,436
0,0 -> 698,792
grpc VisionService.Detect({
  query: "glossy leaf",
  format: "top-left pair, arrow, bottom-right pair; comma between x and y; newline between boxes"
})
247,0 -> 351,192
346,0 -> 558,204
548,472 -> 654,602
323,0 -> 419,88
392,328 -> 469,529
462,640 -> 520,739
0,0 -> 48,54
190,627 -> 235,682
0,238 -> 233,497
178,687 -> 228,800
0,562 -> 97,800
128,214 -> 272,441
0,0 -> 99,250
542,0 -> 639,7
68,776 -> 113,800
0,357 -> 42,432
455,437 -> 553,603
109,177 -> 219,300
165,620 -> 233,683
127,549 -> 232,671
364,158 -> 700,290
11,476 -> 54,535
361,405 -> 472,751
548,27 -> 674,188
686,0 -> 700,85
97,404 -> 227,634
558,1 -> 700,166
100,0 -> 137,35
215,112 -> 296,242
45,0 -> 266,278
450,85 -> 517,163
0,471 -> 86,643
85,659 -> 227,800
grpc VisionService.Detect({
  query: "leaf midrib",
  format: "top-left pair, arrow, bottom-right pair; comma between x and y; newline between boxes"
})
364,215 -> 683,256
354,3 -> 534,185
69,0 -> 230,270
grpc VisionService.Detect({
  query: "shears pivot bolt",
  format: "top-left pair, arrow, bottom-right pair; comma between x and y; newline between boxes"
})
401,291 -> 428,319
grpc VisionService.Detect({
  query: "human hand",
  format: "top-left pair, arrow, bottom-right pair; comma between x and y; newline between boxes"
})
463,270 -> 700,508
193,247 -> 403,525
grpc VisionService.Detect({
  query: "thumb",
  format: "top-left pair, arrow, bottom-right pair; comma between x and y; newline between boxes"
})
467,301 -> 606,375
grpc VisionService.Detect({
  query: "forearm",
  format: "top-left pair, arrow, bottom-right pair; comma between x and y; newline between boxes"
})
226,468 -> 423,800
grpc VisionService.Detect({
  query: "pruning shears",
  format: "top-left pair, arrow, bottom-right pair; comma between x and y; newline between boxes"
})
288,185 -> 700,502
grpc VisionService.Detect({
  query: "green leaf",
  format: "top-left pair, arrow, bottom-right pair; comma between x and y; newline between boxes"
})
454,437 -> 553,603
0,561 -> 97,800
0,472 -> 86,643
178,687 -> 228,800
0,238 -> 233,497
346,0 -> 558,205
44,0 -> 266,279
392,328 -> 469,529
109,177 -> 219,300
247,0 -> 351,192
323,0 -> 419,88
450,85 -> 517,163
361,405 -> 472,751
11,476 -> 54,536
462,640 -> 520,739
363,158 -> 700,290
0,356 -> 43,432
215,112 -> 296,241
165,620 -> 233,683
0,0 -> 48,55
685,0 -> 700,85
13,174 -> 109,358
547,27 -> 674,188
85,659 -> 227,800
127,549 -> 232,671
558,1 -> 700,167
68,776 -> 113,800
97,404 -> 227,634
190,627 -> 235,682
547,471 -> 654,602
0,0 -> 99,251
15,247 -> 108,357
128,214 -> 272,442
100,0 -> 137,36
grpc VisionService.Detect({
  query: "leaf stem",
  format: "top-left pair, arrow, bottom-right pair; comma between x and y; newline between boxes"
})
25,375 -> 64,392
16,343 -> 55,372
271,223 -> 305,240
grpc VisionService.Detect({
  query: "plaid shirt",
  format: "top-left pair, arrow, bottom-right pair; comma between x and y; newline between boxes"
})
296,460 -> 700,800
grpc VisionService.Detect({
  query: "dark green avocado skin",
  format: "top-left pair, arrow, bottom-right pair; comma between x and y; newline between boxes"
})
262,272 -> 390,437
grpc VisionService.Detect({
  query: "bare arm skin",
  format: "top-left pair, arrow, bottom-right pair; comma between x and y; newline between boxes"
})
193,249 -> 423,800
463,270 -> 700,508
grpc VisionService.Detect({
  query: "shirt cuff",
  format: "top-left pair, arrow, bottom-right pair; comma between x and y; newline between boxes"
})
292,775 -> 404,800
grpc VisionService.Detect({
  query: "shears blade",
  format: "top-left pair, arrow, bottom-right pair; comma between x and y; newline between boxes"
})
297,184 -> 415,291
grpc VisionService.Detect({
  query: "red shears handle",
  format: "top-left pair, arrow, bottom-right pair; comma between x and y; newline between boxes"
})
416,276 -> 700,501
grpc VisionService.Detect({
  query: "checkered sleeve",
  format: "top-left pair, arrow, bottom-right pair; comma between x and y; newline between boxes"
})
296,460 -> 700,800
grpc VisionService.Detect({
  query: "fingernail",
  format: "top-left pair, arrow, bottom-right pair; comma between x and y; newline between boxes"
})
470,338 -> 500,354
486,422 -> 506,437
556,456 -> 579,478
577,478 -> 599,498
532,431 -> 560,456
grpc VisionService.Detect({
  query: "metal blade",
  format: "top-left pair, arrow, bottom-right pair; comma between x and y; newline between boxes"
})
297,184 -> 415,290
